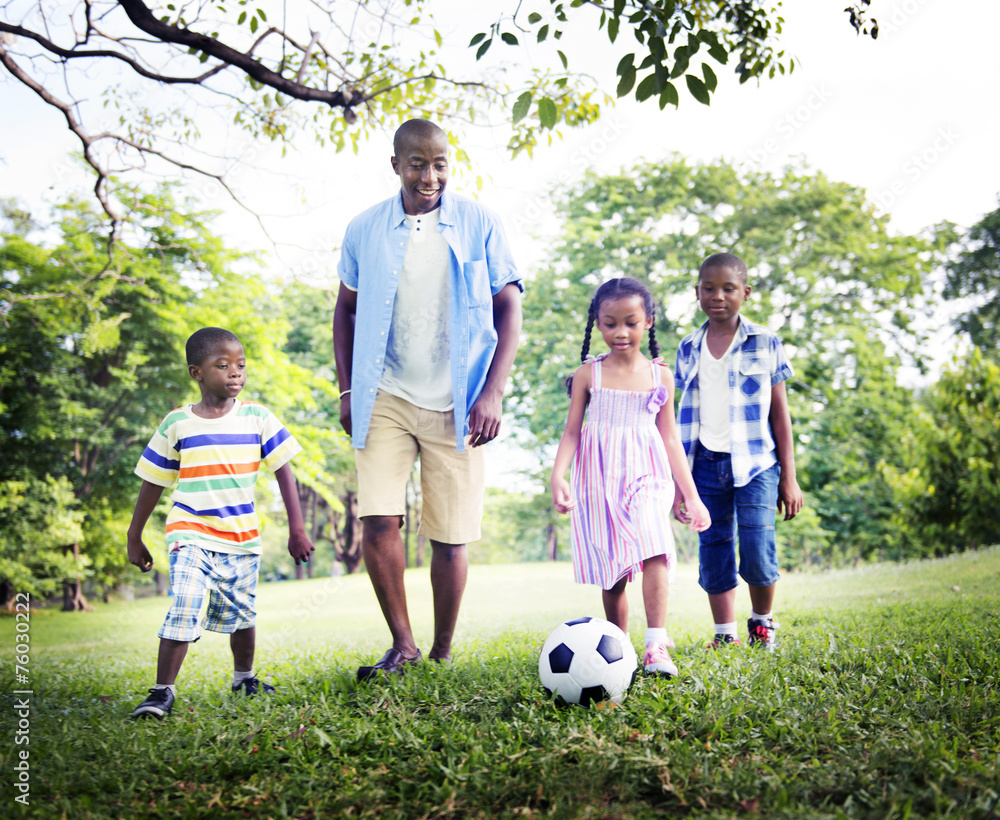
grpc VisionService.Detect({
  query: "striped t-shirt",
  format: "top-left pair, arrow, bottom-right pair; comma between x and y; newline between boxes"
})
134,400 -> 302,554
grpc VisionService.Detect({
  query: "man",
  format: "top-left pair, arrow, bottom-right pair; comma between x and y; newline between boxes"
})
333,119 -> 523,679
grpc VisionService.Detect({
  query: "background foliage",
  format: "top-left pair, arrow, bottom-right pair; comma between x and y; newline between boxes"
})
2,156 -> 999,605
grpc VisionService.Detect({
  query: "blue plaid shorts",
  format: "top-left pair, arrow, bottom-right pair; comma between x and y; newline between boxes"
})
158,545 -> 260,642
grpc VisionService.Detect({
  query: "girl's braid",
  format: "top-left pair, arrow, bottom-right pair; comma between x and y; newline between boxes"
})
565,297 -> 598,396
580,297 -> 597,363
648,323 -> 661,360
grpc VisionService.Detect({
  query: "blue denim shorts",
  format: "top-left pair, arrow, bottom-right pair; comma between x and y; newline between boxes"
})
693,447 -> 780,594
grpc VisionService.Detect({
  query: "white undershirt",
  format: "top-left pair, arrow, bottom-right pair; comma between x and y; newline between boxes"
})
380,209 -> 454,410
698,332 -> 736,453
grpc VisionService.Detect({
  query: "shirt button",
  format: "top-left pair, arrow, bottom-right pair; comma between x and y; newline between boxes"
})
385,300 -> 391,305
399,241 -> 404,247
392,270 -> 398,275
375,358 -> 381,363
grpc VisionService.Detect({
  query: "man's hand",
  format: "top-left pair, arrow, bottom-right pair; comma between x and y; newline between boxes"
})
468,386 -> 503,447
339,393 -> 352,437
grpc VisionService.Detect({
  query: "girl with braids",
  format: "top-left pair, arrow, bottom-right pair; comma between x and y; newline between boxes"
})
551,278 -> 710,677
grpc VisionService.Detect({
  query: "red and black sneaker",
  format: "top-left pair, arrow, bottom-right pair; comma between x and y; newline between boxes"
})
707,633 -> 742,649
747,618 -> 779,651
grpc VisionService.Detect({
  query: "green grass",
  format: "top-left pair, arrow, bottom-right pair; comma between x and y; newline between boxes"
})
3,550 -> 1000,819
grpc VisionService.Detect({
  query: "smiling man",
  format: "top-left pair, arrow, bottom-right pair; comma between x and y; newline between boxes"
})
333,119 -> 523,679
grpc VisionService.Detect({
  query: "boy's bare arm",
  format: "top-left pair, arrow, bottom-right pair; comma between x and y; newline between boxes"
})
274,463 -> 315,565
126,480 -> 165,572
769,381 -> 804,520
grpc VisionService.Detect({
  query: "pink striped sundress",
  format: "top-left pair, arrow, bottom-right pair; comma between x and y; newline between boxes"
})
570,357 -> 677,590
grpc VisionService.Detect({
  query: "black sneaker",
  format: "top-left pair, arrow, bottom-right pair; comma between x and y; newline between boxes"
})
132,687 -> 175,719
232,676 -> 276,697
707,633 -> 743,649
747,617 -> 779,651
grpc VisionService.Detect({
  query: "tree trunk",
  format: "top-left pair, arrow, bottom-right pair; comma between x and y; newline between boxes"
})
546,522 -> 558,561
62,542 -> 93,611
404,473 -> 414,568
307,488 -> 318,579
337,490 -> 364,574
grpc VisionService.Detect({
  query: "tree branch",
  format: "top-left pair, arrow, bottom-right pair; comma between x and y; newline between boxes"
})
115,0 -> 355,108
0,21 -> 228,84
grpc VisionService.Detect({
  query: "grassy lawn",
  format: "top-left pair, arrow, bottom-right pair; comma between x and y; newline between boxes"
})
3,550 -> 999,819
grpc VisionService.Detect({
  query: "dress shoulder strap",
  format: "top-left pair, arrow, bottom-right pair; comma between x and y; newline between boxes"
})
592,358 -> 602,389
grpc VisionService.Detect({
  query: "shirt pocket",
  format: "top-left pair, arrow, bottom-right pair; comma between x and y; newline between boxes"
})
463,260 -> 492,308
738,357 -> 769,398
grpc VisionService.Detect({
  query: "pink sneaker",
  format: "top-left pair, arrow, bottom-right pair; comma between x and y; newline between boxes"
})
642,642 -> 678,677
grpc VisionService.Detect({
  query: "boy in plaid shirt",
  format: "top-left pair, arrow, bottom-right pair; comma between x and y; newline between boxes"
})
674,254 -> 803,650
126,327 -> 314,718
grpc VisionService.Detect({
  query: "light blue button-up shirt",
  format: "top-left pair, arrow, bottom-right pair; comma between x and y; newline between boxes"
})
337,191 -> 522,451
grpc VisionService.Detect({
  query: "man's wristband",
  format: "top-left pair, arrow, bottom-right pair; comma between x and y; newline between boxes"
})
339,389 -> 351,398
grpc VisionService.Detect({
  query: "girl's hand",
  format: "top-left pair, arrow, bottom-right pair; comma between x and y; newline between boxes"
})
684,498 -> 712,533
551,477 -> 575,514
672,488 -> 691,524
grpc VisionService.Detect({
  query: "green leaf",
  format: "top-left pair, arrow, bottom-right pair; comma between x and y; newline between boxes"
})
237,10 -> 246,24
557,50 -> 568,69
658,81 -> 679,109
476,38 -> 493,59
501,32 -> 519,46
708,43 -> 728,64
256,7 -> 266,20
616,53 -> 634,76
608,17 -> 619,42
685,74 -> 711,105
469,32 -> 486,46
616,65 -> 637,97
528,12 -> 542,23
249,15 -> 258,33
537,96 -> 558,129
537,24 -> 549,42
512,91 -> 532,125
635,73 -> 657,102
702,63 -> 718,92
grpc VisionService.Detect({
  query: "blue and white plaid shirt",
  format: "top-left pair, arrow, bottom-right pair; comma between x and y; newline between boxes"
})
674,318 -> 793,488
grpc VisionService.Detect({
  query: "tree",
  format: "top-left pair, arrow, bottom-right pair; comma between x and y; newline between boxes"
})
886,349 -> 1000,555
0,1 -> 875,229
0,477 -> 84,607
509,156 -> 939,565
945,196 -> 1000,355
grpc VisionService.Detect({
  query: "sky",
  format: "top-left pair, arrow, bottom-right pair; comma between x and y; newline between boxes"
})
3,0 -> 999,271
2,0 -> 999,483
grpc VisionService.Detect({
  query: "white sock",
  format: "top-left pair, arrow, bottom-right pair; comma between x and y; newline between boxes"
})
153,683 -> 176,693
644,627 -> 668,647
233,669 -> 255,686
714,622 -> 738,637
751,610 -> 772,622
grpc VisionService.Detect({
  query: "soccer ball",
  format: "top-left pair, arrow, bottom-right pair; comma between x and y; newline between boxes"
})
538,617 -> 638,707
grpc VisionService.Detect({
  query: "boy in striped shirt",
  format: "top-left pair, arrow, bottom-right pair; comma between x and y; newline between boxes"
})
127,327 -> 314,718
